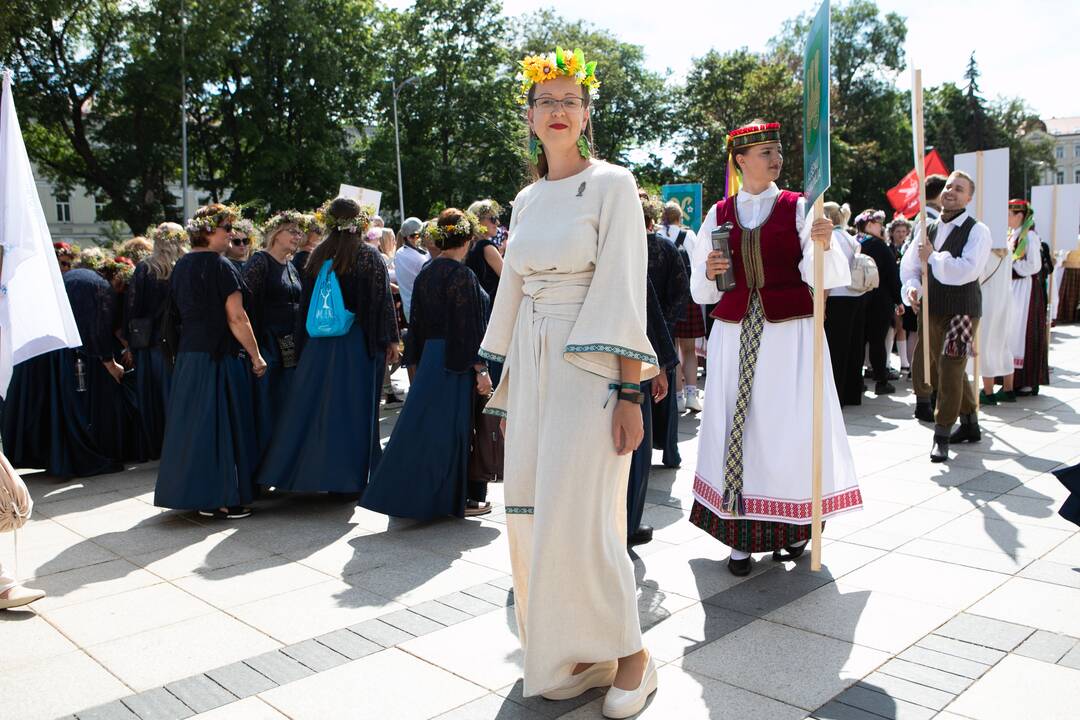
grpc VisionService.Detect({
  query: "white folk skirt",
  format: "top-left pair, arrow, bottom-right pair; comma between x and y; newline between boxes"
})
973,251 -> 1015,378
1010,276 -> 1033,367
693,315 -> 862,523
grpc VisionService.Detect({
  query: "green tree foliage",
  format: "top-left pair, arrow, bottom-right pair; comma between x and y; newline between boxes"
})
678,49 -> 802,206
3,0 -> 182,231
354,0 -> 524,221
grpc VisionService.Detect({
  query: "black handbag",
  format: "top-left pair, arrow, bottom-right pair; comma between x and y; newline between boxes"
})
127,317 -> 154,350
468,393 -> 504,484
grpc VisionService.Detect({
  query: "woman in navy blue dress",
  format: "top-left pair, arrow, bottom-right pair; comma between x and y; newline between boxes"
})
125,222 -> 187,459
243,211 -> 303,459
257,198 -> 399,495
154,204 -> 267,518
362,209 -> 493,520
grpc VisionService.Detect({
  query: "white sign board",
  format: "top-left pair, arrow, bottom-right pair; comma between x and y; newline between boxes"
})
338,184 -> 382,216
1031,184 -> 1080,253
954,148 -> 1009,248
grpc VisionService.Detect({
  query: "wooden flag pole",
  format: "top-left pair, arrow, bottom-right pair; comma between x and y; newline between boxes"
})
912,70 -> 932,376
1048,185 -> 1059,348
811,196 -> 825,572
973,151 -> 984,408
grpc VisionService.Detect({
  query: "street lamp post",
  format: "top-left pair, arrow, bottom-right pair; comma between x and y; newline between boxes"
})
180,0 -> 190,221
390,75 -> 419,222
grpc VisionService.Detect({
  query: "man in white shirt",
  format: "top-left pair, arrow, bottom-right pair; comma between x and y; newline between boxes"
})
901,171 -> 991,462
394,217 -> 428,323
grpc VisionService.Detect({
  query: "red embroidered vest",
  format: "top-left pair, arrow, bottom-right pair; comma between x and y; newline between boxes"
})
710,190 -> 813,323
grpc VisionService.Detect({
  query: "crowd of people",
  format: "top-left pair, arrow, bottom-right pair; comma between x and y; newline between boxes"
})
4,42 -> 1080,720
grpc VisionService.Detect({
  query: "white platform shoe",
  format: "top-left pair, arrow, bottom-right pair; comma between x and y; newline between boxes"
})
541,660 -> 617,701
602,652 -> 658,718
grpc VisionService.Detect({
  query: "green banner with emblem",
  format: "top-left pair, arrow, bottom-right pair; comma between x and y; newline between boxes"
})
803,0 -> 831,204
661,183 -> 703,233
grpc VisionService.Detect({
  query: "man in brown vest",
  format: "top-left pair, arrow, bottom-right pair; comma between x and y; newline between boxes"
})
900,171 -> 992,462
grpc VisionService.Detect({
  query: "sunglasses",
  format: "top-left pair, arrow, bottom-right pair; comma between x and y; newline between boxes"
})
231,237 -> 251,246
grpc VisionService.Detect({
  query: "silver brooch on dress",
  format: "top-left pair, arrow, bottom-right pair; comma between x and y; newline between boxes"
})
576,182 -> 586,197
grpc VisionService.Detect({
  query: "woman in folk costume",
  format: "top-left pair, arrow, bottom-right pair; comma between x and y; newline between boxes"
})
689,121 -> 861,577
243,211 -> 304,459
1059,248 -> 1080,323
479,48 -> 660,716
154,204 -> 266,519
361,209 -> 493,519
1007,199 -> 1050,395
256,198 -> 399,495
972,207 -> 1016,406
126,222 -> 187,459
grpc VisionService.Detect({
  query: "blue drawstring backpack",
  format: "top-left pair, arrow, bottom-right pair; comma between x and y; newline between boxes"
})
306,260 -> 355,337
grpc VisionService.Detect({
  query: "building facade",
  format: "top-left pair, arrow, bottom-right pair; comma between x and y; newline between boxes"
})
1041,116 -> 1080,186
35,167 -> 203,247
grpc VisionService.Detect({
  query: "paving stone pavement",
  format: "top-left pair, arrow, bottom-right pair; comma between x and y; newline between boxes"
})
3,325 -> 1080,720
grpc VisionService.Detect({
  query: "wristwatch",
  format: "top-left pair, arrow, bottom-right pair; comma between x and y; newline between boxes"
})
617,390 -> 645,405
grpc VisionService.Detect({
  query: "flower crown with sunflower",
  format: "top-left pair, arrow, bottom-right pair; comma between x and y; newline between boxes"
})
314,200 -> 376,235
519,46 -> 599,104
425,211 -> 486,249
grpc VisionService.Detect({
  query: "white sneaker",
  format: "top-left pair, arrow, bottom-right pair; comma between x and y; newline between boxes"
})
685,387 -> 703,413
676,388 -> 687,413
542,660 -> 617,701
602,652 -> 658,718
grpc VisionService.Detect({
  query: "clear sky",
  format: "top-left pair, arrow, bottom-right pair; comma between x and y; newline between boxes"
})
384,0 -> 1079,120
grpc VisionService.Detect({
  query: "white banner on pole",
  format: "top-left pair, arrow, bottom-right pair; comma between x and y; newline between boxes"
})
0,71 -> 81,398
954,148 -> 1009,247
338,184 -> 382,216
1032,184 -> 1080,253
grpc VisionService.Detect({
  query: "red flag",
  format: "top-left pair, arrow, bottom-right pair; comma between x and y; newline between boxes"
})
886,149 -> 949,218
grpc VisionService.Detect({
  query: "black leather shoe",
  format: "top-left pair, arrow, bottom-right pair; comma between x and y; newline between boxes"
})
949,413 -> 981,444
931,427 -> 950,463
772,543 -> 807,562
915,399 -> 934,423
628,525 -> 654,547
875,381 -> 896,395
727,556 -> 752,576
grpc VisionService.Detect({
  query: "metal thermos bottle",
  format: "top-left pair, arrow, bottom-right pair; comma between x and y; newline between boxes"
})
711,222 -> 737,291
75,356 -> 87,393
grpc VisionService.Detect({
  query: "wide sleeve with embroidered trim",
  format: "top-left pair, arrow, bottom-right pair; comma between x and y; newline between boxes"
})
563,166 -> 659,381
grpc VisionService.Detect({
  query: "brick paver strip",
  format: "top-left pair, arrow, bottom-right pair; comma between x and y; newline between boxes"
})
163,675 -> 237,714
1059,644 -> 1080,670
347,617 -> 416,647
1014,630 -> 1078,663
76,701 -> 141,720
897,646 -> 990,679
379,608 -> 447,636
281,639 -> 350,672
812,698 -> 895,720
878,658 -> 973,694
205,661 -> 277,698
461,582 -> 513,606
859,672 -> 954,710
243,650 -> 314,685
410,599 -> 474,626
315,629 -> 381,660
703,565 -> 831,615
935,614 -> 1035,652
916,635 -> 1007,665
437,590 -> 501,616
121,687 -> 195,720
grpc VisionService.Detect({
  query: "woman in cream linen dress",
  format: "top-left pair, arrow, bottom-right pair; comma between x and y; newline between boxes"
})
479,159 -> 659,697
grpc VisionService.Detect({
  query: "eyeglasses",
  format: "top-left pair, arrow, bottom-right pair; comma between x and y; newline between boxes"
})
532,97 -> 585,112
231,237 -> 251,246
